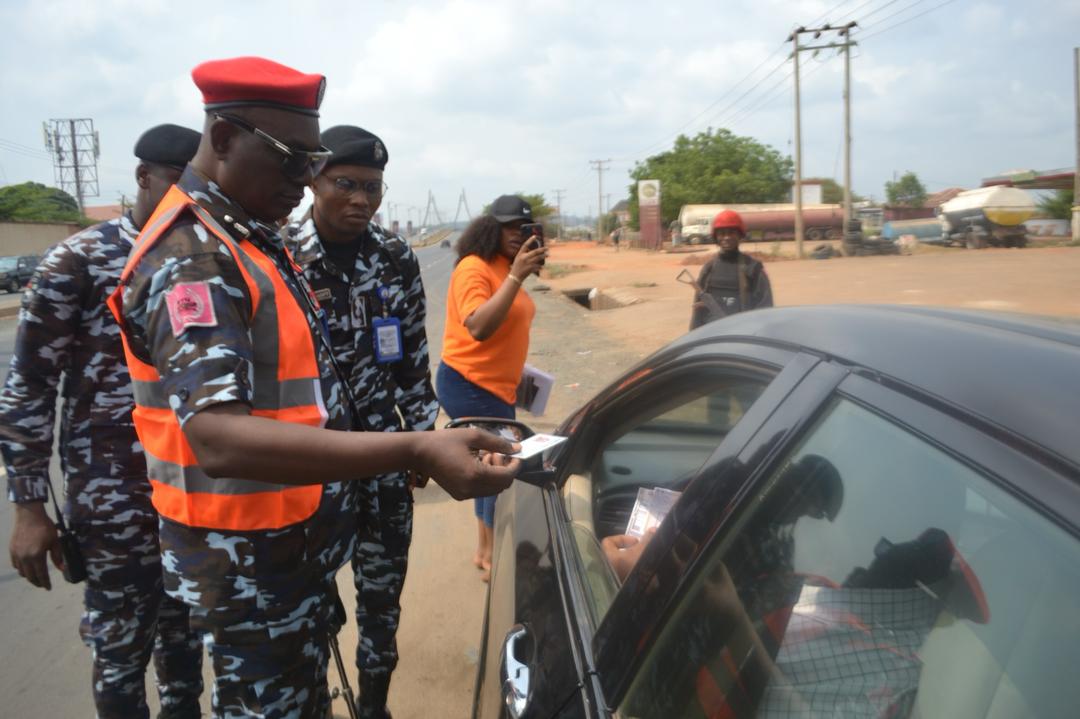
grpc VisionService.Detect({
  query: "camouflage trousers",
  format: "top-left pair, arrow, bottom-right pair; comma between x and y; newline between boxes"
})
159,481 -> 357,719
76,520 -> 204,719
352,473 -> 413,718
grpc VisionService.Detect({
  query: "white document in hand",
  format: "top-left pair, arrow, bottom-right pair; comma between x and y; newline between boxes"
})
625,487 -> 682,537
511,433 -> 568,459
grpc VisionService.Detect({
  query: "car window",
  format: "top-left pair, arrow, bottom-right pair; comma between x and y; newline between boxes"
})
562,368 -> 770,620
0,257 -> 17,271
619,397 -> 1080,718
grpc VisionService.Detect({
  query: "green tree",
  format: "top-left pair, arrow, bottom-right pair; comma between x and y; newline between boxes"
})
0,182 -> 82,222
1037,189 -> 1074,220
626,128 -> 793,227
884,172 -> 927,207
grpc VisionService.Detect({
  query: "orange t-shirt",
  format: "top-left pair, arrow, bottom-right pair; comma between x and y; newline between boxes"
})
441,254 -> 536,404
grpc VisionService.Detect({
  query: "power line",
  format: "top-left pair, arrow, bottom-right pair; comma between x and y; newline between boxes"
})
858,0 -> 908,24
0,139 -> 53,161
0,137 -> 52,157
808,0 -> 859,26
861,0 -> 959,40
694,57 -> 794,134
621,41 -> 791,160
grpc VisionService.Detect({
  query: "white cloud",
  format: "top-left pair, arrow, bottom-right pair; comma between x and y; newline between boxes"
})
0,0 -> 1073,215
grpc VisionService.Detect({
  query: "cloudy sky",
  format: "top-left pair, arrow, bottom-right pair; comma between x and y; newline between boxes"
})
0,0 -> 1075,224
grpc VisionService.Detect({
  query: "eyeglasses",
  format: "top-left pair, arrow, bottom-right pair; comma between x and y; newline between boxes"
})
328,177 -> 389,200
214,113 -> 333,180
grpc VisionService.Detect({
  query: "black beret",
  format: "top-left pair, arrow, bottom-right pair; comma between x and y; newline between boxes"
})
133,124 -> 201,167
321,125 -> 388,170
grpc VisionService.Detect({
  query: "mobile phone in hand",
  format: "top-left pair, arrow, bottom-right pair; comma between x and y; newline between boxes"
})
520,223 -> 544,247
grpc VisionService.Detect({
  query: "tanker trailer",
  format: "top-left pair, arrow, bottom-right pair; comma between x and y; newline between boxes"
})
938,186 -> 1034,249
739,205 -> 843,241
677,203 -> 843,243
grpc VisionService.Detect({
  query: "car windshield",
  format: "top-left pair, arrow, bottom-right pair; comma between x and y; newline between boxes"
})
622,397 -> 1080,718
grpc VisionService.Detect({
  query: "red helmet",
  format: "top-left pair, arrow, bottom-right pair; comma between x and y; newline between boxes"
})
712,209 -> 745,235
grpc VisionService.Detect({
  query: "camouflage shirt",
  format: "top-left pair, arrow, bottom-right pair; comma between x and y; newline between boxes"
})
286,215 -> 437,433
0,213 -> 152,525
120,168 -> 350,435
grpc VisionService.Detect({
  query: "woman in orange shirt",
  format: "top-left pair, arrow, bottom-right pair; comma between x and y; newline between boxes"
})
437,195 -> 548,581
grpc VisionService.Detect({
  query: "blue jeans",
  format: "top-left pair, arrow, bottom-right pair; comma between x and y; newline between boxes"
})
436,362 -> 515,528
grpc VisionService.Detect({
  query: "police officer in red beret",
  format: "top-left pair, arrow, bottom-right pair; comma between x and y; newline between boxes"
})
110,56 -> 519,719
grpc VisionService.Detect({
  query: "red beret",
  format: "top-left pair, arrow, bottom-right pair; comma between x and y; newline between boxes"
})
192,56 -> 326,117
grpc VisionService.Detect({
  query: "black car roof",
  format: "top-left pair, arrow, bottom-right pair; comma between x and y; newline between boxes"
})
681,305 -> 1080,470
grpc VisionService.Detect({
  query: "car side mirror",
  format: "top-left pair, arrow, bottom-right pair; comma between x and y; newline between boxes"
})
444,418 -> 560,488
444,416 -> 534,442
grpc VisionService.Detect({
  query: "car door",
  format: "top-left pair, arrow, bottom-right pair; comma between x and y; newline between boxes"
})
596,368 -> 1080,718
474,341 -> 817,718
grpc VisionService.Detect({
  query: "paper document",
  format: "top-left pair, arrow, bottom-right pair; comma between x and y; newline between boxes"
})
625,487 -> 682,537
511,433 -> 567,459
516,364 -> 555,415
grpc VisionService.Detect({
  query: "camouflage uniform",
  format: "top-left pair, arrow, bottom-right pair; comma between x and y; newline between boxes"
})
287,215 -> 437,716
0,214 -> 204,718
119,168 -> 358,719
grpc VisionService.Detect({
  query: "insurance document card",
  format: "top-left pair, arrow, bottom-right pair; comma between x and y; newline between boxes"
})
511,433 -> 568,459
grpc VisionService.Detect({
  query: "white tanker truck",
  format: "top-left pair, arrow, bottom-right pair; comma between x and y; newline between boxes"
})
939,186 -> 1035,249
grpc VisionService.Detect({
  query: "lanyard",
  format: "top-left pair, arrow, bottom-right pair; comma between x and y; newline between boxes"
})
261,233 -> 370,432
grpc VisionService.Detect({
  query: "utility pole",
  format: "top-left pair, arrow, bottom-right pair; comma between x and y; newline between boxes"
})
43,118 -> 100,214
788,24 -> 858,258
1074,47 -> 1079,244
589,159 -> 610,243
789,29 -> 805,258
551,188 -> 566,239
841,22 -> 858,237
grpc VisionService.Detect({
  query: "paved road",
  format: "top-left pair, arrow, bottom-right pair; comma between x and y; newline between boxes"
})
0,236 -> 461,717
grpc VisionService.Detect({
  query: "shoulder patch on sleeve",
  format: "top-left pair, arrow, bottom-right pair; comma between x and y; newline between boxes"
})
165,281 -> 218,337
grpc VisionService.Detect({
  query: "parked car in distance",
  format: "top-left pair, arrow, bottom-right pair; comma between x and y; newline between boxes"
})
0,254 -> 41,293
440,238 -> 452,248
466,305 -> 1080,719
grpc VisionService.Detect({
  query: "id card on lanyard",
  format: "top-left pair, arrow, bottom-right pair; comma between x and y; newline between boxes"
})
373,285 -> 403,363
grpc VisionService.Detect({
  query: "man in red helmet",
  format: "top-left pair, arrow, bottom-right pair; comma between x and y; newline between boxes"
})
689,209 -> 773,329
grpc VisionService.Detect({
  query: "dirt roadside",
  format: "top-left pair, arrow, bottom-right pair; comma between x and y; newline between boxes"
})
536,240 -> 1080,357
350,240 -> 1080,719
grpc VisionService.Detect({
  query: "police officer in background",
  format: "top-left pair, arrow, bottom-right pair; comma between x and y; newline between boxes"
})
0,124 -> 204,718
111,57 -> 518,718
287,126 -> 437,719
689,209 -> 773,330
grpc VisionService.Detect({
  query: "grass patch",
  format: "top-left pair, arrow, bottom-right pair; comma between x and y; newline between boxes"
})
630,281 -> 658,288
542,263 -> 589,279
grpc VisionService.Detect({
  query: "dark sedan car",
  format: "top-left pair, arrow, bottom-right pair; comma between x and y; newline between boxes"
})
472,305 -> 1080,719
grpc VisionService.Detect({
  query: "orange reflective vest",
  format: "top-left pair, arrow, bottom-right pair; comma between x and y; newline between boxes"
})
108,185 -> 328,531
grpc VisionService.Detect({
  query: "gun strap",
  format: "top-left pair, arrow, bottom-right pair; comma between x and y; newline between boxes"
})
43,477 -> 71,534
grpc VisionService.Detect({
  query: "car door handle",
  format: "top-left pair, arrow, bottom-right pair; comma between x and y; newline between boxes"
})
501,624 -> 531,719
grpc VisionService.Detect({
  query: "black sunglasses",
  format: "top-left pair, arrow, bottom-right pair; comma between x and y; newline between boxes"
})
214,113 -> 333,180
328,177 -> 389,199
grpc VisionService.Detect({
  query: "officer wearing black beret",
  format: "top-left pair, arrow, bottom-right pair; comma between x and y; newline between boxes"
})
287,126 -> 438,719
134,123 -> 202,169
0,122 -> 205,717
